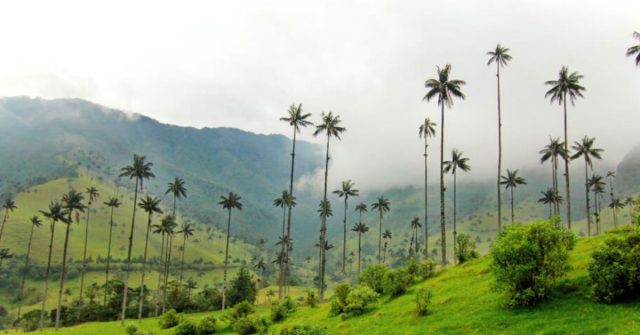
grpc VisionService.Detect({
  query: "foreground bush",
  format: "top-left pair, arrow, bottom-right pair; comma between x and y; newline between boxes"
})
279,325 -> 327,335
358,264 -> 388,294
415,288 -> 433,316
126,324 -> 138,335
196,315 -> 217,335
491,220 -> 576,307
174,319 -> 197,335
329,284 -> 350,316
343,284 -> 379,317
383,268 -> 414,297
418,259 -> 437,279
589,228 -> 640,302
304,290 -> 318,307
159,309 -> 182,329
233,315 -> 268,335
226,301 -> 255,321
271,297 -> 297,323
456,233 -> 479,264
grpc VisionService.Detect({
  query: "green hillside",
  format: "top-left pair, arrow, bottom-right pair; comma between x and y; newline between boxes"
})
24,227 -> 640,335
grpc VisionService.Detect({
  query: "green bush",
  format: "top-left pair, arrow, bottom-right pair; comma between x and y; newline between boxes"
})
270,303 -> 287,322
304,290 -> 318,307
491,220 -> 576,307
126,324 -> 138,335
196,315 -> 217,335
589,229 -> 640,302
358,264 -> 388,294
281,296 -> 297,313
174,319 -> 197,335
227,267 -> 258,306
343,284 -> 378,317
279,325 -> 327,335
383,268 -> 414,297
456,233 -> 479,264
232,315 -> 268,335
329,283 -> 350,316
415,288 -> 432,316
227,301 -> 255,321
418,259 -> 437,279
159,309 -> 182,329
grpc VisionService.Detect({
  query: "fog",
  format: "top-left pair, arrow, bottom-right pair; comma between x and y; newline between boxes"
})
0,0 -> 638,191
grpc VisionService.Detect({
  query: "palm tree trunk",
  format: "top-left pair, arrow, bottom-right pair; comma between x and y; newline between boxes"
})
496,63 -> 503,232
222,209 -> 232,310
378,212 -> 383,263
562,95 -> 572,229
138,213 -> 153,319
609,179 -> 615,227
553,158 -> 559,215
424,133 -> 429,258
39,221 -> 56,329
278,206 -> 285,300
154,232 -> 165,317
16,223 -> 36,326
179,234 -> 187,284
284,128 -> 298,298
79,202 -> 92,301
121,178 -> 140,325
511,187 -> 515,224
357,233 -> 361,276
55,221 -> 72,329
439,103 -> 446,265
0,208 -> 9,246
584,162 -> 591,237
342,196 -> 348,274
104,207 -> 115,306
453,173 -> 457,264
162,236 -> 173,314
319,133 -> 331,303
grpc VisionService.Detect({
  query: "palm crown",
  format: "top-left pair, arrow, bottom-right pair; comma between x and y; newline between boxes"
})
383,229 -> 392,239
418,118 -> 436,139
219,192 -> 243,211
538,188 -> 563,205
355,202 -> 367,214
443,149 -> 471,174
40,201 -> 69,224
540,137 -> 567,163
104,197 -> 122,209
500,169 -> 527,189
423,64 -> 466,107
86,187 -> 99,205
487,44 -> 512,67
371,196 -> 391,214
138,196 -> 163,215
179,223 -> 195,238
120,154 -> 155,190
545,66 -> 586,106
30,215 -> 43,227
352,222 -> 369,234
410,217 -> 422,230
333,180 -> 359,199
627,32 -> 640,66
166,176 -> 187,200
317,200 -> 332,219
571,136 -> 603,167
313,111 -> 346,140
61,189 -> 86,223
280,104 -> 313,133
2,198 -> 17,212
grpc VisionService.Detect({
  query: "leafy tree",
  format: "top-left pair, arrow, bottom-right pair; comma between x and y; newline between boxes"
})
371,196 -> 391,263
137,195 -> 163,319
419,118 -> 436,256
444,149 -> 470,262
500,169 -> 527,224
219,192 -> 243,310
227,267 -> 258,306
39,201 -> 68,329
103,196 -> 121,306
333,180 -> 359,274
571,136 -> 603,236
589,229 -> 640,302
545,66 -> 586,229
16,215 -> 42,324
351,222 -> 369,275
79,186 -> 99,300
423,64 -> 466,265
0,197 -> 17,246
626,31 -> 640,66
455,233 -> 478,264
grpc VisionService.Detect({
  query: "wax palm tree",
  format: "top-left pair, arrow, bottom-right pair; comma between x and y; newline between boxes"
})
371,196 -> 391,263
540,137 -> 566,216
545,66 -> 586,229
607,171 -> 617,226
313,111 -> 345,302
119,154 -> 155,324
571,136 -> 603,237
137,195 -> 163,319
0,197 -> 17,246
333,180 -> 359,274
0,248 -> 12,267
500,169 -> 527,225
609,198 -> 625,228
79,187 -> 99,300
273,190 -> 295,299
419,118 -> 436,257
178,222 -> 195,284
351,222 -> 369,276
166,176 -> 187,218
253,258 -> 266,290
409,217 -> 422,256
588,174 -> 606,235
39,201 -> 68,329
16,215 -> 42,323
382,229 -> 392,264
627,32 -> 640,66
538,188 -> 563,218
424,64 -> 466,265
443,149 -> 470,262
161,216 -> 178,314
487,44 -> 512,232
355,203 -> 367,224
219,192 -> 243,310
153,215 -> 175,316
103,196 -> 121,306
56,189 -> 86,329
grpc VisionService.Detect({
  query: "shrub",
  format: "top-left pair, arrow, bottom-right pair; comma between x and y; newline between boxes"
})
383,268 -> 414,297
227,301 -> 255,321
279,325 -> 327,335
304,290 -> 317,307
227,267 -> 258,306
589,229 -> 640,302
456,233 -> 479,264
280,296 -> 297,313
126,324 -> 138,335
491,221 -> 576,307
329,283 -> 350,316
196,315 -> 217,335
415,288 -> 432,316
343,285 -> 378,317
174,319 -> 197,335
270,303 -> 287,322
418,259 -> 437,279
232,315 -> 268,335
15,309 -> 40,332
358,264 -> 388,294
406,258 -> 419,276
159,309 -> 182,329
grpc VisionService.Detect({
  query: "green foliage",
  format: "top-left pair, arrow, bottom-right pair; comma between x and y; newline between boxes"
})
271,303 -> 288,322
358,264 -> 388,294
126,324 -> 138,335
456,233 -> 479,264
232,315 -> 269,335
279,325 -> 327,335
491,221 -> 576,307
328,283 -> 350,316
16,309 -> 41,332
304,290 -> 317,308
418,259 -> 437,279
406,258 -> 419,276
159,309 -> 182,329
589,228 -> 640,302
227,301 -> 255,322
174,319 -> 197,335
196,315 -> 217,335
415,288 -> 433,316
227,267 -> 258,306
383,268 -> 414,297
343,284 -> 379,317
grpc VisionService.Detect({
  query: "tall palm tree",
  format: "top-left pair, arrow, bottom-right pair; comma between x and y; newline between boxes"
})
424,64 -> 466,265
137,195 -> 163,319
588,174 -> 606,235
39,201 -> 68,329
313,111 -> 345,302
539,137 -> 566,216
166,176 -> 187,218
538,188 -> 563,218
0,197 -> 17,246
419,118 -> 436,258
487,44 -> 512,232
280,104 -> 313,290
571,137 -> 603,237
153,215 -> 175,316
355,203 -> 367,225
16,215 -> 42,324
351,222 -> 369,276
79,186 -> 99,300
103,196 -> 121,306
273,190 -> 295,299
409,217 -> 422,256
443,149 -> 470,262
56,189 -> 86,329
382,229 -> 392,264
177,222 -> 195,284
545,66 -> 586,229
219,192 -> 243,310
607,171 -> 617,226
253,258 -> 266,290
316,199 -> 333,296
371,196 -> 391,264
626,32 -> 640,66
609,198 -> 625,228
500,169 -> 527,225
161,216 -> 178,314
333,180 -> 359,274
119,154 -> 155,324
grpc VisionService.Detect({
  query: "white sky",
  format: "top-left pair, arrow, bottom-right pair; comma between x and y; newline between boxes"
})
0,0 -> 638,190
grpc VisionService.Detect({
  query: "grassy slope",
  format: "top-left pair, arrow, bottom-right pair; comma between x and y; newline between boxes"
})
30,228 -> 640,335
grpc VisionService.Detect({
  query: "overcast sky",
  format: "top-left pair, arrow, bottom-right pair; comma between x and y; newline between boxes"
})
0,0 -> 638,190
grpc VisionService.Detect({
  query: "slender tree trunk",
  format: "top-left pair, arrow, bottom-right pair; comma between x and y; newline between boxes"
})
584,162 -> 592,237
162,236 -> 173,314
284,129 -> 298,298
16,223 -> 36,327
453,173 -> 457,264
609,178 -> 615,227
55,221 -> 72,329
278,206 -> 285,300
342,196 -> 348,274
424,132 -> 429,258
154,232 -> 165,317
104,207 -> 115,306
138,213 -> 153,319
549,204 -> 552,218
222,209 -> 232,310
378,212 -> 383,263
79,202 -> 92,300
511,187 -> 515,224
553,157 -> 559,215
562,95 -> 572,229
39,221 -> 56,329
121,178 -> 140,325
496,64 -> 503,232
0,209 -> 9,246
179,234 -> 187,284
357,233 -> 361,276
318,133 -> 330,303
439,103 -> 446,265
